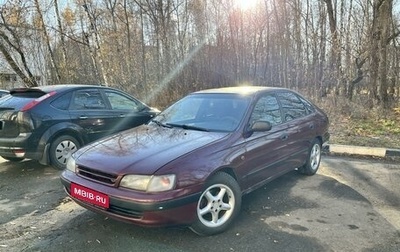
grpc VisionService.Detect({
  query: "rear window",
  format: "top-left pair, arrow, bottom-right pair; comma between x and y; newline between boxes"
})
0,90 -> 46,110
51,92 -> 72,110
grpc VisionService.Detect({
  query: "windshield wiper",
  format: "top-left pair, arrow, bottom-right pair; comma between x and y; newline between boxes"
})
166,123 -> 209,132
151,119 -> 172,128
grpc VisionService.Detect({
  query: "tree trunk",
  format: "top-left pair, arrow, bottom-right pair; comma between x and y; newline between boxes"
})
323,0 -> 340,95
370,0 -> 393,109
34,0 -> 61,83
81,0 -> 109,85
54,0 -> 69,82
377,0 -> 392,109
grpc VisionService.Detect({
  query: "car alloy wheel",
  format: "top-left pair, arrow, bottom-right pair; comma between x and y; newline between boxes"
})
50,135 -> 80,170
299,138 -> 321,175
309,143 -> 321,171
190,172 -> 241,236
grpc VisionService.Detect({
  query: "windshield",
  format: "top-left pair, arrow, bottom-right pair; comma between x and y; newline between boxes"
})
152,93 -> 250,132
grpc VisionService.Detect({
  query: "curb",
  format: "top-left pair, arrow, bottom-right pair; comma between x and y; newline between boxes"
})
323,144 -> 400,158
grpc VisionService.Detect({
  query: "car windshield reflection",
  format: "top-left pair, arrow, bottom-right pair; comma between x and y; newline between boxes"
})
153,93 -> 250,132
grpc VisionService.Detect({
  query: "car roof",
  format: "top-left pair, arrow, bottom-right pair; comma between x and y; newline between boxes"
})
32,84 -> 103,92
192,86 -> 288,96
10,84 -> 105,94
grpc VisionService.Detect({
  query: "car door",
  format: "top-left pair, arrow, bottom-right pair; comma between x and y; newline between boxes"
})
68,89 -> 114,143
102,90 -> 154,132
275,91 -> 314,168
238,93 -> 291,191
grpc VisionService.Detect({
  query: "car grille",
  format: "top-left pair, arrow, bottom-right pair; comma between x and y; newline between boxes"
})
77,166 -> 119,186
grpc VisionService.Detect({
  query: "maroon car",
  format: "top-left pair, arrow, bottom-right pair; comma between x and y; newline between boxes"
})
60,86 -> 329,235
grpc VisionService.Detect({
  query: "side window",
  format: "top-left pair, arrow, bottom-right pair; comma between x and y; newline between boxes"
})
276,92 -> 308,121
105,91 -> 141,111
71,89 -> 106,110
250,95 -> 282,126
299,96 -> 315,114
51,92 -> 72,110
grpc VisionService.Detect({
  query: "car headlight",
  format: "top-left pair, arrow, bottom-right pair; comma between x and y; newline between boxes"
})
120,174 -> 176,192
66,157 -> 76,172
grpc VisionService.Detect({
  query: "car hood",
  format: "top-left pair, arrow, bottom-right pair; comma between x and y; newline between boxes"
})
74,125 -> 229,175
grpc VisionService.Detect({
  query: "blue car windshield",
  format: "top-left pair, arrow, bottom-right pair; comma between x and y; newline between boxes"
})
153,93 -> 250,132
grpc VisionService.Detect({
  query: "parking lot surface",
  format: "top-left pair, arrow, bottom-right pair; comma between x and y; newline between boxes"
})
0,156 -> 399,252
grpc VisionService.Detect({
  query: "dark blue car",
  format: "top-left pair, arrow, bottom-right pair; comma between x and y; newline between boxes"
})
0,89 -> 9,98
0,84 -> 159,169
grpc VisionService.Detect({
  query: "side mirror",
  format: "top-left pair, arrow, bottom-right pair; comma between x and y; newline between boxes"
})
251,121 -> 272,132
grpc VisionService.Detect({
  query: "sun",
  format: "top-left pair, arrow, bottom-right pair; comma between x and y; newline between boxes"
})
235,0 -> 259,11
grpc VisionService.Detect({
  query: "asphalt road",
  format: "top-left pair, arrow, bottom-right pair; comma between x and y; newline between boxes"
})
0,156 -> 399,252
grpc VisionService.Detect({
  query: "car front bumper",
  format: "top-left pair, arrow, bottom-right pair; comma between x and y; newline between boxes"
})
60,170 -> 201,227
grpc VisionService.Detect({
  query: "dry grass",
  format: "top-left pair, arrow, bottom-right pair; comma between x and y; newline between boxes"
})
315,96 -> 400,149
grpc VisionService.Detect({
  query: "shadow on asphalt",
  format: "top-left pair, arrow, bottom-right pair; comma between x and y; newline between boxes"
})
0,159 -> 65,225
25,171 -> 350,252
323,158 -> 400,208
2,159 -> 399,251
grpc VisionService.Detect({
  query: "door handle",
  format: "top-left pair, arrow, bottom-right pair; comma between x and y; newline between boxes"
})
280,134 -> 288,140
309,124 -> 315,129
79,116 -> 88,119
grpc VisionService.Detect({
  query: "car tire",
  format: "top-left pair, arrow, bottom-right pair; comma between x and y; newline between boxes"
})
49,135 -> 80,170
190,172 -> 242,236
298,139 -> 322,176
1,156 -> 24,162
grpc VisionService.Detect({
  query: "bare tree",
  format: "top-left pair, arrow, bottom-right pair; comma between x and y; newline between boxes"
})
0,0 -> 398,110
0,3 -> 38,87
33,0 -> 61,83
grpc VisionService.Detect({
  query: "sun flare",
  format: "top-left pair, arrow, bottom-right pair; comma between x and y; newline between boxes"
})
235,0 -> 259,10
